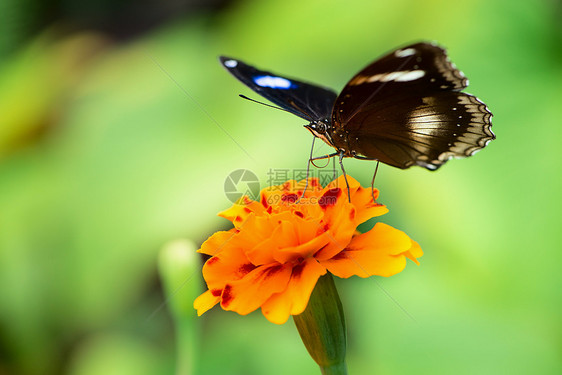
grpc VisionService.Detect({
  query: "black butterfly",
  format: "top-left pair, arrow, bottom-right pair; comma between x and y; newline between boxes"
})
219,42 -> 494,185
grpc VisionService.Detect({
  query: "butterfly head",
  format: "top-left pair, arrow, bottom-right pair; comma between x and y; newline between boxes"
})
304,120 -> 335,148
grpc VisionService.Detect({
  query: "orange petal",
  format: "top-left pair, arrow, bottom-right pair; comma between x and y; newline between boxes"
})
272,230 -> 332,263
261,258 -> 327,324
194,290 -> 220,316
199,229 -> 239,256
199,215 -> 276,259
314,192 -> 357,260
220,262 -> 293,315
262,179 -> 314,207
246,238 -> 278,265
405,240 -> 423,265
245,212 -> 298,264
236,213 -> 282,252
320,223 -> 418,278
324,175 -> 388,225
269,217 -> 299,248
293,216 -> 324,244
261,185 -> 299,207
349,186 -> 389,224
324,175 -> 361,194
201,247 -> 255,290
219,199 -> 266,228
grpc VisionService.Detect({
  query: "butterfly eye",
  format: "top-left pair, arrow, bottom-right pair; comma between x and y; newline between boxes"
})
313,121 -> 327,134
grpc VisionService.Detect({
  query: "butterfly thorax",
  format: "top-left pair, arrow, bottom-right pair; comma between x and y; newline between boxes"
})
329,121 -> 354,157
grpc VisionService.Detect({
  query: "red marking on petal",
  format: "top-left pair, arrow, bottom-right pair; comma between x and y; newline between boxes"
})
319,188 -> 341,209
294,211 -> 304,218
222,284 -> 233,306
267,206 -> 273,213
239,263 -> 256,275
211,288 -> 222,297
349,208 -> 356,221
264,264 -> 283,279
313,244 -> 328,257
316,224 -> 330,235
207,257 -> 220,265
261,194 -> 269,208
366,200 -> 384,208
310,179 -> 318,187
243,197 -> 252,205
292,262 -> 305,279
281,193 -> 298,203
332,251 -> 348,261
243,207 -> 252,213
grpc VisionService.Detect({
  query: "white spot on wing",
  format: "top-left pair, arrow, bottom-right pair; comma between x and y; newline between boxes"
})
395,48 -> 416,57
423,163 -> 438,170
253,75 -> 293,89
394,70 -> 426,81
351,70 -> 426,85
224,59 -> 238,68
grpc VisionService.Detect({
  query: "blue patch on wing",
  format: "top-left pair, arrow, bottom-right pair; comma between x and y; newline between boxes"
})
253,75 -> 295,89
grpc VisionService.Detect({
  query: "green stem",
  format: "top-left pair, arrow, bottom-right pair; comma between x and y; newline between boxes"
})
176,316 -> 198,375
158,239 -> 202,375
293,273 -> 347,375
321,362 -> 348,375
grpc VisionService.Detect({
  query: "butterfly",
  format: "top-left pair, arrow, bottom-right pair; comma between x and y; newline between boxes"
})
219,42 -> 494,193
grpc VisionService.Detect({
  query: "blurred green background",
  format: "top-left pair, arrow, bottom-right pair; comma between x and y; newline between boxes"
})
1,0 -> 561,374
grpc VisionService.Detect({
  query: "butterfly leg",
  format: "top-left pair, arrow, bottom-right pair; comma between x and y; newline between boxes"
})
297,137 -> 338,202
370,161 -> 380,203
300,152 -> 338,196
337,150 -> 351,203
354,155 -> 380,203
310,156 -> 333,168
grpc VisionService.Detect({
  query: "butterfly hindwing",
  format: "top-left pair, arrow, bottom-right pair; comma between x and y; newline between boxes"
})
219,56 -> 337,122
341,91 -> 493,169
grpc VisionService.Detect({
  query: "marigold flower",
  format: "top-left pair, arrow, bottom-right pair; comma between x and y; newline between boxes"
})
194,176 -> 422,324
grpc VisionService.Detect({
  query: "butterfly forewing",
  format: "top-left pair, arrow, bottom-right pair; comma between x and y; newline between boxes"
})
330,42 -> 494,169
219,56 -> 337,122
333,43 -> 468,125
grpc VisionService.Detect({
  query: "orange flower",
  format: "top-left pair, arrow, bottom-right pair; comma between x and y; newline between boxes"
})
194,176 -> 422,324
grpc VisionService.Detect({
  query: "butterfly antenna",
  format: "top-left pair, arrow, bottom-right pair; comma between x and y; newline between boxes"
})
239,94 -> 299,116
370,161 -> 380,203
